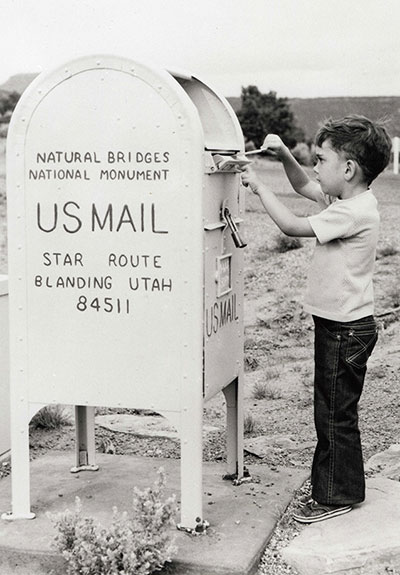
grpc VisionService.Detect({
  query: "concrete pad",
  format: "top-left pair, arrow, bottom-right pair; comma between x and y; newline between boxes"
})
0,452 -> 308,575
282,477 -> 400,575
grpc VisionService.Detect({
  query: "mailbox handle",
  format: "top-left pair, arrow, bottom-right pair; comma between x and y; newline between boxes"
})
223,207 -> 247,249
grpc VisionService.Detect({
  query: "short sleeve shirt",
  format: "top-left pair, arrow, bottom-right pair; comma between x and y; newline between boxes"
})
304,189 -> 379,322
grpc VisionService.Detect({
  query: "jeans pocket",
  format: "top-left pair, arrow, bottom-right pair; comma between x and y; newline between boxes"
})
345,328 -> 378,368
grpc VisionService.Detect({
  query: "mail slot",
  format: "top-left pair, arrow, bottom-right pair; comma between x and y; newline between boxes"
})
3,55 -> 246,529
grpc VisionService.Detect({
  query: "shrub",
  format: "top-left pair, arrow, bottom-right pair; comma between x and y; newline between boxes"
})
291,142 -> 312,166
51,468 -> 177,575
274,234 -> 303,253
30,405 -> 71,429
244,413 -> 259,435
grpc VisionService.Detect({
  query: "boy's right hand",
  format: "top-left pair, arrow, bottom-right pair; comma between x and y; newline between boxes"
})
262,134 -> 287,156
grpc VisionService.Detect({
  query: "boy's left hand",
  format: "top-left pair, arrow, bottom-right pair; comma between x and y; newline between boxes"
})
240,166 -> 262,193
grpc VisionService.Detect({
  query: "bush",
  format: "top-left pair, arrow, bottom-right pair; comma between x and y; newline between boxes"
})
51,468 -> 177,575
30,405 -> 71,429
290,142 -> 313,166
274,234 -> 303,252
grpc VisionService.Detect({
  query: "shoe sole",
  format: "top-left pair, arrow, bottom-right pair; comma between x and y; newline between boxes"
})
293,505 -> 352,523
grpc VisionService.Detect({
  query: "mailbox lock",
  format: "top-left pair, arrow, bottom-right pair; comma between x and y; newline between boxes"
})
222,206 -> 247,249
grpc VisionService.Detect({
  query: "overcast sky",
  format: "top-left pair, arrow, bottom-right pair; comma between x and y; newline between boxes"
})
2,0 -> 400,98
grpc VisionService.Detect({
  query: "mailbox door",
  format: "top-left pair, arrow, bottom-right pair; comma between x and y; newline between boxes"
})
203,171 -> 245,400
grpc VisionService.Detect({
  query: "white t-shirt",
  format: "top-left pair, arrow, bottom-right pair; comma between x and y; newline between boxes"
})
304,189 -> 379,322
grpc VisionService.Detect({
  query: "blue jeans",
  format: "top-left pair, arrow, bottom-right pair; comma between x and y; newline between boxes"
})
311,315 -> 378,506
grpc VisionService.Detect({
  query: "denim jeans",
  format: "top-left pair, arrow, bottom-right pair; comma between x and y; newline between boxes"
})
311,315 -> 378,506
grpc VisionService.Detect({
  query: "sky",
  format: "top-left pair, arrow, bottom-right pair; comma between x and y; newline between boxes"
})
2,0 -> 400,99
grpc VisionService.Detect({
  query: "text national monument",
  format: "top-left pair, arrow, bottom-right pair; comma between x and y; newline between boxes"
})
3,55 -> 247,529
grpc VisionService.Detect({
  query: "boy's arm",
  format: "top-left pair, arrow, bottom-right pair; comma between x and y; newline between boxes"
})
263,134 -> 321,202
241,168 -> 316,237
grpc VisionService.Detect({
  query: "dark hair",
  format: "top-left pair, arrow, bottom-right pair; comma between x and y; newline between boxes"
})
315,115 -> 392,184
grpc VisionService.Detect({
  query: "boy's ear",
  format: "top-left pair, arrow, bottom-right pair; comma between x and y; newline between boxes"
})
344,159 -> 357,181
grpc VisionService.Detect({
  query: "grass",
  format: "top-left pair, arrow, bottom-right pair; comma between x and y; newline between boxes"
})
30,405 -> 71,430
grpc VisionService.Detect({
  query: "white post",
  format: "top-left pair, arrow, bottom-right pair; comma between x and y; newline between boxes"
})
393,136 -> 399,175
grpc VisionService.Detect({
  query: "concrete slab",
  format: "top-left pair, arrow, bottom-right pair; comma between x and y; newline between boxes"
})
282,477 -> 400,575
0,452 -> 308,575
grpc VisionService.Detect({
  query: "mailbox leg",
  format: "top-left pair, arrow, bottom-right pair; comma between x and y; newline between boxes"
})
71,406 -> 99,473
1,401 -> 35,520
179,406 -> 203,529
223,378 -> 244,478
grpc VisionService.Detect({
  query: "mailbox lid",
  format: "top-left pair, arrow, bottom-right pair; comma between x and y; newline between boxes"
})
172,74 -> 244,152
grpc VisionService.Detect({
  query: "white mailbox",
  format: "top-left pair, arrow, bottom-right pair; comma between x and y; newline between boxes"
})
4,55 -> 246,528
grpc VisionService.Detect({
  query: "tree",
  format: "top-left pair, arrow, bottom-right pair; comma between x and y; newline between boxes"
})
237,85 -> 304,149
0,91 -> 20,116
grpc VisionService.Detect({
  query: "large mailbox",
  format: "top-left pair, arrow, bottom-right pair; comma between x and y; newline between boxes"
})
4,56 -> 246,528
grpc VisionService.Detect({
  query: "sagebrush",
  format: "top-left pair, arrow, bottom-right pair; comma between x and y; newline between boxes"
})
50,468 -> 177,575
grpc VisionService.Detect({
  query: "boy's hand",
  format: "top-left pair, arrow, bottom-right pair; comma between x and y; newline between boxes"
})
261,134 -> 288,156
240,166 -> 263,194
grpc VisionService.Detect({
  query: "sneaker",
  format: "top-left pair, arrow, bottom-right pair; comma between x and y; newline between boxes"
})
293,500 -> 352,523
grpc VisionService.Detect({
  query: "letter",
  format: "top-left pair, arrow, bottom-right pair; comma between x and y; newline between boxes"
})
75,253 -> 84,266
92,203 -> 113,231
37,202 -> 58,233
56,276 -> 65,288
63,201 -> 82,234
161,278 -> 172,291
151,203 -> 168,234
205,308 -> 213,337
163,152 -> 170,163
154,255 -> 162,268
108,253 -> 117,266
34,275 -> 43,287
118,255 -> 128,267
142,277 -> 151,290
36,152 -> 46,163
234,294 -> 239,320
100,169 -> 109,180
130,255 -> 139,267
116,205 -> 136,232
108,151 -> 116,163
213,303 -> 219,333
152,278 -> 160,291
129,278 -> 139,291
43,252 -> 51,266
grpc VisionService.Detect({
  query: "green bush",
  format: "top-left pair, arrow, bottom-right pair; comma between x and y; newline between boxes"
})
51,468 -> 177,575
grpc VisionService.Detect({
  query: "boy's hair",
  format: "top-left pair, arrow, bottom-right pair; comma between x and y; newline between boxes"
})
315,115 -> 392,184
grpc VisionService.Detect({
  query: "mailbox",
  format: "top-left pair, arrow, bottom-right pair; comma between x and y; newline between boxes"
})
3,56 -> 246,528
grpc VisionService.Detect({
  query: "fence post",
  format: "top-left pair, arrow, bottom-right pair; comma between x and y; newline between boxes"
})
393,136 -> 399,175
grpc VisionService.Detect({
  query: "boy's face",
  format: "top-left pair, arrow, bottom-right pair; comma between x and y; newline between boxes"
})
313,139 -> 348,197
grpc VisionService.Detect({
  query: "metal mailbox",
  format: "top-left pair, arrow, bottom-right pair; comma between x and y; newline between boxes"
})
3,55 -> 246,528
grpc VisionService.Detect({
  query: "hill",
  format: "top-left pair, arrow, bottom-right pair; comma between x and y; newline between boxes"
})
1,74 -> 399,140
227,96 -> 400,141
0,73 -> 37,94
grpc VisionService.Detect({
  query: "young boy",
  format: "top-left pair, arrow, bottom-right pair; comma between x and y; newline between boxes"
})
240,115 -> 392,523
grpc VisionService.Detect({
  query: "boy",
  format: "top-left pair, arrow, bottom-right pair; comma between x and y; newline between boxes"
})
241,115 -> 392,523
